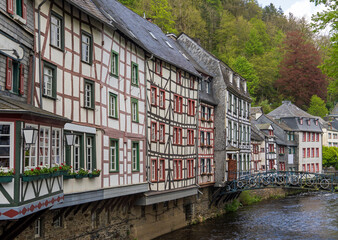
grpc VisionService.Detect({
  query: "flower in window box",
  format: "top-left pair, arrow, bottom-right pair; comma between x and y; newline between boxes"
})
0,168 -> 14,176
201,117 -> 206,121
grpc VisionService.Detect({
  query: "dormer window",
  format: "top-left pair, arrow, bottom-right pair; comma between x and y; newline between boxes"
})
206,81 -> 210,93
300,118 -> 303,125
269,130 -> 273,136
155,59 -> 162,75
315,120 -> 318,126
7,0 -> 27,23
229,72 -> 233,83
307,119 -> 311,126
176,70 -> 182,85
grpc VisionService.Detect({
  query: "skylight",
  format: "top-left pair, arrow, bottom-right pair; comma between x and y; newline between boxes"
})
165,41 -> 173,49
149,32 -> 157,40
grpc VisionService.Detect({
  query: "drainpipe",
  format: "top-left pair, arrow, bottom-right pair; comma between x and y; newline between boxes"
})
38,0 -> 48,109
195,77 -> 200,186
30,52 -> 35,105
145,53 -> 153,185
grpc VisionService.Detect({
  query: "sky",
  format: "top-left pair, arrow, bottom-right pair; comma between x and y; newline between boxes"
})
256,0 -> 326,23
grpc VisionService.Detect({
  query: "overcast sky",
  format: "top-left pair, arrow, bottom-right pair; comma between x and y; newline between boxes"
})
256,0 -> 326,22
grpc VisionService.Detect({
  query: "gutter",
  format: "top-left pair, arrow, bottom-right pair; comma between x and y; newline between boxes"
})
38,0 -> 48,109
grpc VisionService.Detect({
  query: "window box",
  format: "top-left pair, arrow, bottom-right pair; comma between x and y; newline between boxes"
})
279,153 -> 284,156
201,117 -> 206,121
206,144 -> 213,148
88,172 -> 100,178
64,174 -> 76,180
22,173 -> 51,182
0,176 -> 14,183
52,170 -> 68,177
75,174 -> 87,179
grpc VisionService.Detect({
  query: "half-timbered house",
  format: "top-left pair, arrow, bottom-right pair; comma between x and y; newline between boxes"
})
32,0 -> 148,209
0,0 -> 73,225
177,33 -> 251,185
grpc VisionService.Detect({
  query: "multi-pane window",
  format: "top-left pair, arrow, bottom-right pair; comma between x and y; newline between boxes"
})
84,80 -> 94,109
174,95 -> 183,113
111,51 -> 119,76
234,97 -> 237,115
268,144 -> 274,153
43,62 -> 57,98
50,13 -> 63,49
201,106 -> 206,119
131,62 -> 139,86
151,86 -> 157,106
307,132 -> 311,142
159,159 -> 165,181
200,158 -> 205,174
176,70 -> 181,85
86,136 -> 93,171
316,148 -> 319,157
151,122 -> 157,142
173,127 -> 182,145
234,124 -> 237,142
307,148 -> 310,158
159,89 -> 165,108
200,131 -> 205,145
316,133 -> 319,142
0,124 -> 11,168
173,159 -> 182,180
269,130 -> 273,136
73,135 -> 81,171
132,142 -> 139,171
52,129 -> 61,165
312,133 -> 315,142
303,148 -> 306,158
151,159 -> 157,182
187,159 -> 194,178
7,0 -> 26,19
81,32 -> 92,64
303,132 -> 306,142
131,98 -> 139,122
206,132 -> 211,145
25,125 -> 37,167
188,99 -> 195,116
159,123 -> 165,143
187,129 -> 194,145
206,81 -> 210,93
206,159 -> 211,173
110,139 -> 119,172
109,93 -> 118,118
155,59 -> 162,75
207,108 -> 212,121
189,77 -> 194,89
279,146 -> 285,154
39,127 -> 50,166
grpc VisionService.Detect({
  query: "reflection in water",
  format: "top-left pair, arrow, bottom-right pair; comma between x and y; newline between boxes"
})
156,192 -> 338,240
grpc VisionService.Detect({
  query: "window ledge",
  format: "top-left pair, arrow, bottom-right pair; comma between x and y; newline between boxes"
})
110,73 -> 119,78
108,116 -> 118,120
43,95 -> 57,100
50,44 -> 64,52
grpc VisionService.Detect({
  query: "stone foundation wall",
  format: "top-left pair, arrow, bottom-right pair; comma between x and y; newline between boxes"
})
12,187 -> 301,240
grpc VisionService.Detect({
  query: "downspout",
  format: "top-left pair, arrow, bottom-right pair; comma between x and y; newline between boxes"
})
30,53 -> 35,105
38,0 -> 48,109
145,53 -> 153,185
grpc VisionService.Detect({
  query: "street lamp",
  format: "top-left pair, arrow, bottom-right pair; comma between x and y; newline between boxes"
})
65,133 -> 76,146
22,127 -> 38,147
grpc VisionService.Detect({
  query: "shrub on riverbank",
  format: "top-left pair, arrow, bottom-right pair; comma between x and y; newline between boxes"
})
225,199 -> 241,212
239,191 -> 261,205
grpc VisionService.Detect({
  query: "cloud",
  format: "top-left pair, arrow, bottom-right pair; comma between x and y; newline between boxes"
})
285,0 -> 313,22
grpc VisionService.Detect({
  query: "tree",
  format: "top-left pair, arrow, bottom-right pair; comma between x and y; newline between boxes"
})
150,0 -> 176,34
231,56 -> 259,101
307,95 -> 328,118
275,31 -> 328,108
322,146 -> 338,169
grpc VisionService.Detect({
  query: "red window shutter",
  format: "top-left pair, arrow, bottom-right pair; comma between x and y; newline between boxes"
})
19,64 -> 24,95
22,1 -> 27,20
6,57 -> 13,90
7,0 -> 14,14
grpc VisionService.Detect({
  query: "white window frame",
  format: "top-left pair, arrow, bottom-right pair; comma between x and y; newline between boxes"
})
25,124 -> 38,168
85,82 -> 92,108
43,66 -> 53,97
39,126 -> 50,166
86,136 -> 93,171
52,128 -> 62,166
81,33 -> 91,63
0,122 -> 14,169
50,14 -> 62,49
110,139 -> 118,172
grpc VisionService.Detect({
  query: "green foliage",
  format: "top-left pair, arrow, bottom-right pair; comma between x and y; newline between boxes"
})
307,95 -> 329,118
150,0 -> 176,34
256,99 -> 273,114
225,199 -> 241,212
239,191 -> 261,205
322,146 -> 338,169
231,56 -> 259,99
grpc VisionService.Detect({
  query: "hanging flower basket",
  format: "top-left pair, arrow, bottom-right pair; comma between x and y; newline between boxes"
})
0,176 -> 14,183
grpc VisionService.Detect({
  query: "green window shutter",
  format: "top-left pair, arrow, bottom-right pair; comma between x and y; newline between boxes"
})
111,51 -> 119,77
131,62 -> 139,86
52,67 -> 57,98
80,135 -> 84,169
89,35 -> 93,65
90,135 -> 96,170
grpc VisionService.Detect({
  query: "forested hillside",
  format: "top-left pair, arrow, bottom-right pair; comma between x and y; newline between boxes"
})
118,0 -> 337,114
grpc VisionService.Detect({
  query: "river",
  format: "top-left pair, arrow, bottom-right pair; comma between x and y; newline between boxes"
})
156,192 -> 338,240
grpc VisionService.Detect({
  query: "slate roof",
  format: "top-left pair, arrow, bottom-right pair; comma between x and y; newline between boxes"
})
66,0 -> 109,23
0,94 -> 71,122
93,0 -> 200,77
330,103 -> 338,116
251,107 -> 263,115
256,123 -> 271,130
255,114 -> 297,146
251,124 -> 264,142
267,101 -> 314,119
331,119 -> 338,130
281,117 -> 322,133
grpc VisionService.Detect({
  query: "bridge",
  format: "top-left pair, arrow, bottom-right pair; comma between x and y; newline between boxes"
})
212,171 -> 338,205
